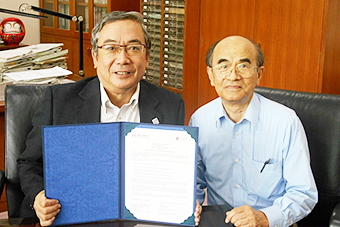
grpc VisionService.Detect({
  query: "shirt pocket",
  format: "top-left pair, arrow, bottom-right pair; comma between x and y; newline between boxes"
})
245,159 -> 284,200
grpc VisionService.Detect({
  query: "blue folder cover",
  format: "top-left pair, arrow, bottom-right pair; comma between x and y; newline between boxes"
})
43,122 -> 198,226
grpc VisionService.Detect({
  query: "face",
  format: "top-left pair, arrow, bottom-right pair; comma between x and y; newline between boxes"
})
207,36 -> 264,107
92,20 -> 149,95
3,21 -> 23,33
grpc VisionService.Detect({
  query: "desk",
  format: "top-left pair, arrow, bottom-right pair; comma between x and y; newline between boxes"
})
0,218 -> 193,227
0,205 -> 234,227
199,205 -> 233,227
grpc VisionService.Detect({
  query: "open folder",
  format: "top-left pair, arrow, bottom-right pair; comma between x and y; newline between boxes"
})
42,122 -> 198,226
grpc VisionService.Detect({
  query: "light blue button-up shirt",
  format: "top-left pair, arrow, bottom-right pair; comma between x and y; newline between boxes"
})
189,93 -> 318,227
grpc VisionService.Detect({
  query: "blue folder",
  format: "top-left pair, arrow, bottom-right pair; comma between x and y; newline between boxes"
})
42,122 -> 198,226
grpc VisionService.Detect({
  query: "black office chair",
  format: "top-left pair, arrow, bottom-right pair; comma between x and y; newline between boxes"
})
255,87 -> 340,227
1,84 -> 340,227
0,84 -> 50,218
0,170 -> 4,201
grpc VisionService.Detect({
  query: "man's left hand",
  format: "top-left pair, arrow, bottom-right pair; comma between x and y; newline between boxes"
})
225,205 -> 269,227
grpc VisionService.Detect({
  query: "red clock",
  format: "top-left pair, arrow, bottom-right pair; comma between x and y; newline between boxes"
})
0,17 -> 26,45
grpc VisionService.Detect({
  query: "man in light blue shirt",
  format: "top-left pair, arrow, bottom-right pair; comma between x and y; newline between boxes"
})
190,36 -> 317,227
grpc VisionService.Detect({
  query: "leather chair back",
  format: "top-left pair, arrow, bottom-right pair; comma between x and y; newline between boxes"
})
255,87 -> 340,226
5,84 -> 50,218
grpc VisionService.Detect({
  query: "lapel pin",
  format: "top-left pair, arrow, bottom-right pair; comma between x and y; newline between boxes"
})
152,118 -> 160,124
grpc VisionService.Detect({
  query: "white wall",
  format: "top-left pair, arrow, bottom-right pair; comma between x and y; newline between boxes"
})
0,0 -> 40,45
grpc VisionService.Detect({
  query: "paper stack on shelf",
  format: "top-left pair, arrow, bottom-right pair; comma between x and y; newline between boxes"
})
0,66 -> 73,102
0,43 -> 68,74
0,43 -> 73,102
4,66 -> 73,84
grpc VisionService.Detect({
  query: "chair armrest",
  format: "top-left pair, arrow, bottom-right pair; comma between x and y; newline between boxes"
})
330,202 -> 340,227
0,169 -> 5,197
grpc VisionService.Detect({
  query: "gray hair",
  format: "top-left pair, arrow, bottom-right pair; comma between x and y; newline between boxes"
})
91,11 -> 151,55
205,38 -> 264,67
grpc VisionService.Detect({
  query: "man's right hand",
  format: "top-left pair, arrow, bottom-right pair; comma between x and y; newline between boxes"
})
33,190 -> 61,226
194,200 -> 202,226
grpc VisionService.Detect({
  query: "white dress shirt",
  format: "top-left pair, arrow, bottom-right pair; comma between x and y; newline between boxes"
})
100,82 -> 140,123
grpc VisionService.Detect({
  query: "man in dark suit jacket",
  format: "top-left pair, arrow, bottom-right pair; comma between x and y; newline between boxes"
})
17,11 -> 184,226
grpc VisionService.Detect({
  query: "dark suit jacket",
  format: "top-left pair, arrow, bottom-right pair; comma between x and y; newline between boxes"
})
17,76 -> 185,218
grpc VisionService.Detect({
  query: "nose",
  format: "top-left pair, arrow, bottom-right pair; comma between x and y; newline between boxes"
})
227,67 -> 240,81
114,48 -> 131,65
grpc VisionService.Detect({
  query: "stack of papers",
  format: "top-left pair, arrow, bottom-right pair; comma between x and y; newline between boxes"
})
3,66 -> 73,84
0,66 -> 74,102
0,43 -> 68,73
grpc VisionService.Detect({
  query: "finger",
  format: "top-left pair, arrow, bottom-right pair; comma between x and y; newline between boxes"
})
194,211 -> 201,225
195,215 -> 200,226
35,202 -> 60,215
195,201 -> 202,213
194,202 -> 202,217
195,201 -> 202,226
41,199 -> 60,208
34,190 -> 59,209
229,206 -> 256,226
40,216 -> 56,227
42,204 -> 61,215
38,207 -> 60,227
35,204 -> 60,224
43,207 -> 61,220
225,211 -> 230,223
37,209 -> 60,221
194,209 -> 202,216
226,208 -> 246,224
232,220 -> 246,227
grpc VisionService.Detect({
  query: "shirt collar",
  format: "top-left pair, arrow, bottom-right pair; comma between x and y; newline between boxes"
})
215,98 -> 231,128
243,93 -> 259,127
100,82 -> 140,113
215,93 -> 260,127
215,97 -> 228,120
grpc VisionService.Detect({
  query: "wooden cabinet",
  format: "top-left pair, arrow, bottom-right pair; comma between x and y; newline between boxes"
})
39,0 -> 340,120
141,0 -> 201,123
39,0 -> 140,77
143,0 -> 340,123
141,0 -> 185,93
185,0 -> 340,112
196,0 -> 257,108
255,0 -> 334,93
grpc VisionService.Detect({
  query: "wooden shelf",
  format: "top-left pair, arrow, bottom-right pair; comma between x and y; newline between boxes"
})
93,4 -> 107,7
77,2 -> 89,6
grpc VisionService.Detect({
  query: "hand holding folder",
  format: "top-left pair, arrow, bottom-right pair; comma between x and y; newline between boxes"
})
43,122 -> 198,226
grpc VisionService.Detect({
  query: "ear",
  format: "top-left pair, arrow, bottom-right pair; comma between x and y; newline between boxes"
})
91,49 -> 98,69
256,66 -> 265,86
145,52 -> 150,70
207,66 -> 215,87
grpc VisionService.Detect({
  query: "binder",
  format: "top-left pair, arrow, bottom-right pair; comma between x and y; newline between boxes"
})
43,122 -> 198,226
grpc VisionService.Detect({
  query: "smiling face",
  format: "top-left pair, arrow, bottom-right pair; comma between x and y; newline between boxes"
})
207,36 -> 264,107
92,19 -> 149,98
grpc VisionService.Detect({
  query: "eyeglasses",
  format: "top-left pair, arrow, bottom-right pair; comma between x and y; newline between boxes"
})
97,44 -> 146,57
212,62 -> 257,79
